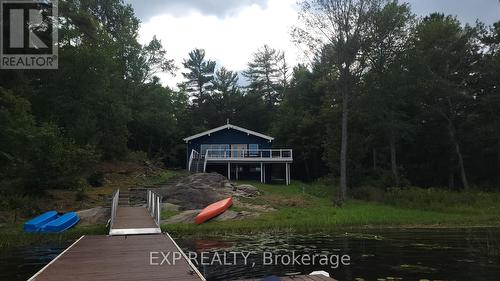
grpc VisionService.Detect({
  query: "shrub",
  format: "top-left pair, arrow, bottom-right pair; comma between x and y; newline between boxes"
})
23,123 -> 98,190
127,150 -> 149,163
0,89 -> 98,193
351,186 -> 385,202
75,186 -> 88,201
87,171 -> 105,187
382,187 -> 500,212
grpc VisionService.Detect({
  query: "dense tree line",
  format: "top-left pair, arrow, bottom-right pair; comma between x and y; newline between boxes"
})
0,0 -> 499,203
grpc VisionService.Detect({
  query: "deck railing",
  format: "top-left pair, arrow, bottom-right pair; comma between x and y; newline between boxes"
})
188,150 -> 201,172
110,189 -> 120,229
204,149 -> 293,160
147,189 -> 162,227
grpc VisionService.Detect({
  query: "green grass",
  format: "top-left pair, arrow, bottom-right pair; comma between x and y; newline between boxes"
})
0,224 -> 107,250
136,170 -> 185,188
163,180 -> 500,236
161,209 -> 180,219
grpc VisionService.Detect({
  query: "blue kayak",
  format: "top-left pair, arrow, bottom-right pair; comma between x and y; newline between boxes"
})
40,212 -> 80,233
24,211 -> 59,233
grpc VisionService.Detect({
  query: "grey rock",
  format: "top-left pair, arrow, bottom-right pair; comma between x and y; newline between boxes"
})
77,207 -> 109,226
235,184 -> 260,196
163,210 -> 199,224
163,209 -> 259,224
162,202 -> 181,211
157,173 -> 261,210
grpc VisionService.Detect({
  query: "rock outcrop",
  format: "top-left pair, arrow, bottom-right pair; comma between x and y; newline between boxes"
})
76,207 -> 109,226
157,173 -> 260,210
155,172 -> 271,224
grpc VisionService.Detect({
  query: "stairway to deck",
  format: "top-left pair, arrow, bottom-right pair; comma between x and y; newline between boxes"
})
190,158 -> 205,173
118,189 -> 130,206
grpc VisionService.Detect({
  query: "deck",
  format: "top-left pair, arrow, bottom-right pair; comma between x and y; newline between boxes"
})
205,149 -> 293,163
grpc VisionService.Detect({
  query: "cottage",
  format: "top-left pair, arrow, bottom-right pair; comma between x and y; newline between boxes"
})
184,122 -> 293,185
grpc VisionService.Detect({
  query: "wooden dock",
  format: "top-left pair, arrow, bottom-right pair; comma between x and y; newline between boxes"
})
29,234 -> 204,281
27,189 -> 334,281
109,206 -> 161,235
28,189 -> 205,281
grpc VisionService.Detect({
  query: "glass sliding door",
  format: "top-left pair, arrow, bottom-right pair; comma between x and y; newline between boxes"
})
231,144 -> 247,158
201,144 -> 230,157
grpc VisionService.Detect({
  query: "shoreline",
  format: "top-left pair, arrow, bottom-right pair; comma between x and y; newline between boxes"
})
164,222 -> 500,237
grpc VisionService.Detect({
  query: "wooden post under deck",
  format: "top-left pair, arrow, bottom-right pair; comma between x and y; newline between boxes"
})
289,163 -> 291,184
285,163 -> 291,185
227,162 -> 231,180
260,162 -> 264,183
263,163 -> 266,184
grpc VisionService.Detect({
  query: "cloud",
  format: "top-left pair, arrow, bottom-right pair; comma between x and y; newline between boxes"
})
137,0 -> 299,88
407,0 -> 499,25
125,0 -> 268,20
133,0 -> 498,88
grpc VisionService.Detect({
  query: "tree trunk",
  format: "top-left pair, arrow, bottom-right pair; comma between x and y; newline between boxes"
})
304,157 -> 311,181
390,132 -> 400,187
455,141 -> 469,190
448,164 -> 455,190
339,86 -> 349,205
448,120 -> 470,190
497,136 -> 500,185
372,148 -> 377,170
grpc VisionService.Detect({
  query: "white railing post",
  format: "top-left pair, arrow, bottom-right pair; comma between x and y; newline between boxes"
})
110,189 -> 119,230
204,150 -> 209,172
156,196 -> 160,225
146,189 -> 162,227
188,150 -> 194,172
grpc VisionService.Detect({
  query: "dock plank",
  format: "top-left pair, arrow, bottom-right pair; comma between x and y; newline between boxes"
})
112,206 -> 158,229
30,235 -> 203,281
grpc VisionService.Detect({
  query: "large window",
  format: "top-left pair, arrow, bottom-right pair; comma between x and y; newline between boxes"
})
201,144 -> 229,157
249,144 -> 259,156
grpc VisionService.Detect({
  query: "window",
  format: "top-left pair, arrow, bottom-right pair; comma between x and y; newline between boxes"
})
201,144 -> 229,157
249,144 -> 259,156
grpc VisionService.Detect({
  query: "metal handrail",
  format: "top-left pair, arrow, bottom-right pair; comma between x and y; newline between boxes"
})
147,189 -> 162,227
110,189 -> 120,229
205,149 -> 293,159
188,149 -> 200,172
203,150 -> 209,172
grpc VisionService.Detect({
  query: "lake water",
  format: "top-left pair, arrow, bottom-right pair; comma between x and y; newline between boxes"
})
2,228 -> 500,281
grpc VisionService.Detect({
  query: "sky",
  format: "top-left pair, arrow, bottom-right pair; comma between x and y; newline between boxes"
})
124,0 -> 500,88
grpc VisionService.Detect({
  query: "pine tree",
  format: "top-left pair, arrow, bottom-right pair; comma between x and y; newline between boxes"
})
182,49 -> 216,106
244,45 -> 287,107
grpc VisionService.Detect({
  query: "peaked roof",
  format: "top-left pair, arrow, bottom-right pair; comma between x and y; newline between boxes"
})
183,123 -> 274,142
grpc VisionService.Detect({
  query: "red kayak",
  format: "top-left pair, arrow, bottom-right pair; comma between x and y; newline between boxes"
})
195,198 -> 233,225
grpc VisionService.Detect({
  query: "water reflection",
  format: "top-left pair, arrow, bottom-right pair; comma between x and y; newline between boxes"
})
175,228 -> 500,281
2,228 -> 499,281
0,242 -> 68,281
